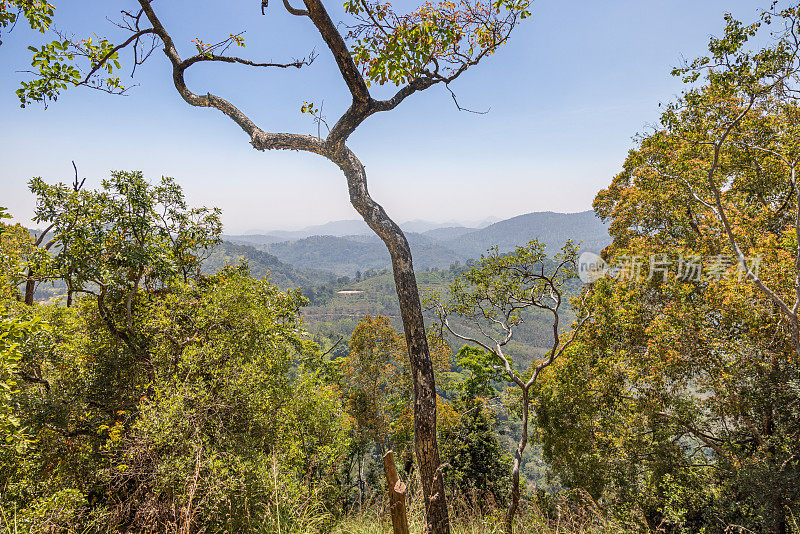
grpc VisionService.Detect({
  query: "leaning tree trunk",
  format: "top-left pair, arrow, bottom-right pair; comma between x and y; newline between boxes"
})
334,146 -> 451,534
504,388 -> 530,534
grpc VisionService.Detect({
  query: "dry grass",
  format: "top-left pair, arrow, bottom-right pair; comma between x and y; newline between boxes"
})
329,490 -> 638,534
2,482 -> 640,534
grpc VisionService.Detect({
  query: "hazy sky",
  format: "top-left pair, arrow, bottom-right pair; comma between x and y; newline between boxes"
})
0,0 -> 764,233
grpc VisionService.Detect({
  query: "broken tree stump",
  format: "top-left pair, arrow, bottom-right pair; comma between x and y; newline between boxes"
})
382,450 -> 410,534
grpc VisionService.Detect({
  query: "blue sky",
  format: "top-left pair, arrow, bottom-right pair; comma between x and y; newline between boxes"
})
0,0 -> 764,233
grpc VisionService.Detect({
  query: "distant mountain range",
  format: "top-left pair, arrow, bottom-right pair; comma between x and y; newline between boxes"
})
29,211 -> 609,297
232,216 -> 501,243
440,210 -> 611,259
222,210 -> 611,277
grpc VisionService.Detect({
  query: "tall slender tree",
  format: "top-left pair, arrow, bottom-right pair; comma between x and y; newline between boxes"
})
429,240 -> 592,534
10,2 -> 532,530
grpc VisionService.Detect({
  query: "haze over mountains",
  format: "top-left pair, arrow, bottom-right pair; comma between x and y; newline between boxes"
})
230,216 -> 502,243
221,210 -> 611,277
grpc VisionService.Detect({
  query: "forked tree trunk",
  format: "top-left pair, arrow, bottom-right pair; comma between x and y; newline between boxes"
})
134,0 -> 452,529
334,146 -> 451,534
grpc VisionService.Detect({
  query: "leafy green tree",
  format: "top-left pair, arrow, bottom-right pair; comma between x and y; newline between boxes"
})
27,171 -> 221,380
339,315 -> 410,508
538,5 -> 800,532
599,3 -> 800,358
439,346 -> 510,512
16,167 -> 87,306
0,305 -> 47,453
30,170 -> 222,294
2,177 -> 360,532
9,0 -> 534,526
2,260 -> 352,532
341,315 -> 410,455
339,315 -> 454,509
101,267 -> 348,532
429,240 -> 592,534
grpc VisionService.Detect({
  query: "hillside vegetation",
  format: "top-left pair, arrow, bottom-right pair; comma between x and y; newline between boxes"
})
302,267 -> 575,367
267,234 -> 468,276
203,240 -> 335,289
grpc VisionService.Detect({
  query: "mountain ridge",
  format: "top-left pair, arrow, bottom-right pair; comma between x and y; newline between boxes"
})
442,210 -> 610,258
225,210 -> 611,276
235,216 -> 501,240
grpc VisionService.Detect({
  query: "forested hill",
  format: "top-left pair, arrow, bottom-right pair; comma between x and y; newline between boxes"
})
441,210 -> 610,258
202,241 -> 335,289
224,210 -> 611,276
266,234 -> 467,276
